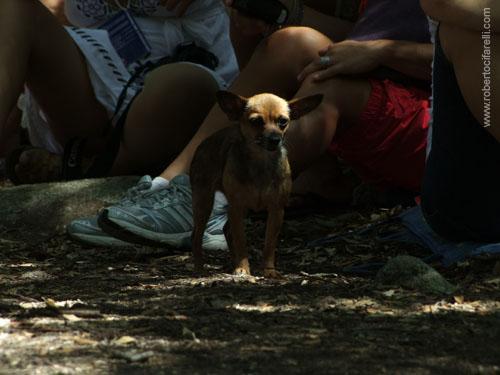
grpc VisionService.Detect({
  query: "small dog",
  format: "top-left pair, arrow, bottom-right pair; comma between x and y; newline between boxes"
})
190,91 -> 323,278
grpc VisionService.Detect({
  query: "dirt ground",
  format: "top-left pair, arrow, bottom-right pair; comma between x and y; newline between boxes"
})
1,194 -> 499,374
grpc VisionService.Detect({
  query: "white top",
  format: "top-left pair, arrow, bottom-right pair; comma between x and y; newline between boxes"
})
64,0 -> 236,82
24,0 -> 238,154
65,0 -> 217,26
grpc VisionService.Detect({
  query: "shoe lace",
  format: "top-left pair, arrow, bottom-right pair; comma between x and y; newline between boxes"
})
119,179 -> 152,204
142,180 -> 192,207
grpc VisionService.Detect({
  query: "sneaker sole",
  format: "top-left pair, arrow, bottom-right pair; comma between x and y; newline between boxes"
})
99,209 -> 228,251
98,211 -> 174,249
67,232 -> 133,248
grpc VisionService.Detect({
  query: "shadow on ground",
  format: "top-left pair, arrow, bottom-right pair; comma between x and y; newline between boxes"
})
1,211 -> 499,374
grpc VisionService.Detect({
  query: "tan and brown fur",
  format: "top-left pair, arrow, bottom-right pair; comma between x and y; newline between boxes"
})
190,91 -> 322,278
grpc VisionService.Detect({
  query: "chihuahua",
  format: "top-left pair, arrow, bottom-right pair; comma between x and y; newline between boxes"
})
190,91 -> 323,278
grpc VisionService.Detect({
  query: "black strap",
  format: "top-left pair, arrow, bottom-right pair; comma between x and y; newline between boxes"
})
62,137 -> 87,180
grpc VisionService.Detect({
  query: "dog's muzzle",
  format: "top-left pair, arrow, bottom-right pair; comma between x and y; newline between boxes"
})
261,133 -> 283,151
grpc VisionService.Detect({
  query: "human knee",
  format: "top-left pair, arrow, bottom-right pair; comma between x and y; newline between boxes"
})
145,63 -> 219,95
260,27 -> 332,68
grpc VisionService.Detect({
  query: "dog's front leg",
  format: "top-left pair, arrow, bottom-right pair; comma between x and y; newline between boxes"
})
228,205 -> 250,276
262,207 -> 284,278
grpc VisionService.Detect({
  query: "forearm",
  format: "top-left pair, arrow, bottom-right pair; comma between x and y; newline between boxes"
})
420,0 -> 499,32
377,40 -> 433,81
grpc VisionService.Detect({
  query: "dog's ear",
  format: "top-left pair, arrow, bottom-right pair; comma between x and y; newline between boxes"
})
217,91 -> 248,121
288,94 -> 323,120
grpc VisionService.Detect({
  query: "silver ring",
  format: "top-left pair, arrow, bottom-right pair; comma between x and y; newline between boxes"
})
319,56 -> 333,67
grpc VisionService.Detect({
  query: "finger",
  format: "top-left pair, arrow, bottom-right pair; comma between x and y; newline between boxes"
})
297,62 -> 317,82
312,64 -> 344,82
318,45 -> 334,56
297,57 -> 332,82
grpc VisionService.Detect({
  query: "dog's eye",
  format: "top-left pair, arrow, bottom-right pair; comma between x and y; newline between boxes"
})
249,116 -> 265,127
277,117 -> 289,129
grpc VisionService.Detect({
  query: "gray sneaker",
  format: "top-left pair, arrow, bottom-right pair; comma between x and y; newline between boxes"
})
67,175 -> 154,247
98,174 -> 228,250
67,216 -> 133,247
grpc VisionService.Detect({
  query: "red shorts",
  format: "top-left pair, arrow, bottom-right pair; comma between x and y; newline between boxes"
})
329,79 -> 430,192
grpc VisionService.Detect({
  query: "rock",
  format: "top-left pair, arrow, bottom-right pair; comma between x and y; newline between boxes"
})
376,255 -> 457,295
0,176 -> 139,243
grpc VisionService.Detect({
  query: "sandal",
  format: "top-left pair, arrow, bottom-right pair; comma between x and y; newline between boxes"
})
5,145 -> 63,185
5,137 -> 117,185
5,97 -> 130,185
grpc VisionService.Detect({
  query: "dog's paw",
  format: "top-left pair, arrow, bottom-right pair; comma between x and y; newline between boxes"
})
263,268 -> 282,279
233,267 -> 251,276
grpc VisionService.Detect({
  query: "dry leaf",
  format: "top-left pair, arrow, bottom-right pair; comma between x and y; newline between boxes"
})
382,289 -> 396,297
73,337 -> 99,346
0,318 -> 11,330
63,314 -> 82,322
485,277 -> 500,286
454,295 -> 465,304
114,336 -> 137,345
44,298 -> 58,310
182,327 -> 200,343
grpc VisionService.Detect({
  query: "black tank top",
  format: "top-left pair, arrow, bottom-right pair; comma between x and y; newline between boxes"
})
422,32 -> 500,241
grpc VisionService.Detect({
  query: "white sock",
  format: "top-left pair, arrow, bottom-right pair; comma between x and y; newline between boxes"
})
215,191 -> 228,206
151,176 -> 169,191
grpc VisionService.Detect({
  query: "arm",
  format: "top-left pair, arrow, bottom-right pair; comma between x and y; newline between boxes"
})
378,40 -> 434,81
298,39 -> 433,82
420,0 -> 499,32
227,0 -> 354,69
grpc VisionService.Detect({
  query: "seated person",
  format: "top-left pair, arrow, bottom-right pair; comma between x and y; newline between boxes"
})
420,0 -> 500,242
68,0 -> 434,249
1,0 -> 238,183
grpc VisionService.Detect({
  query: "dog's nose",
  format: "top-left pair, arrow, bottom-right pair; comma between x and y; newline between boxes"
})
263,133 -> 282,151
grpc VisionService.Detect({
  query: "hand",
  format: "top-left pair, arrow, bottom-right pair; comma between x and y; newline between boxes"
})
298,40 -> 388,82
160,0 -> 196,17
225,0 -> 273,37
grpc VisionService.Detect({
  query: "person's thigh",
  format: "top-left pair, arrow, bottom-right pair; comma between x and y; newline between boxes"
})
111,63 -> 220,176
6,0 -> 108,142
439,23 -> 499,139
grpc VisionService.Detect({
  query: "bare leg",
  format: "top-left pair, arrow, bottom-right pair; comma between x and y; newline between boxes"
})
292,153 -> 360,205
111,63 -> 219,176
159,27 -> 333,180
439,24 -> 500,140
285,76 -> 372,175
0,0 -> 107,143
